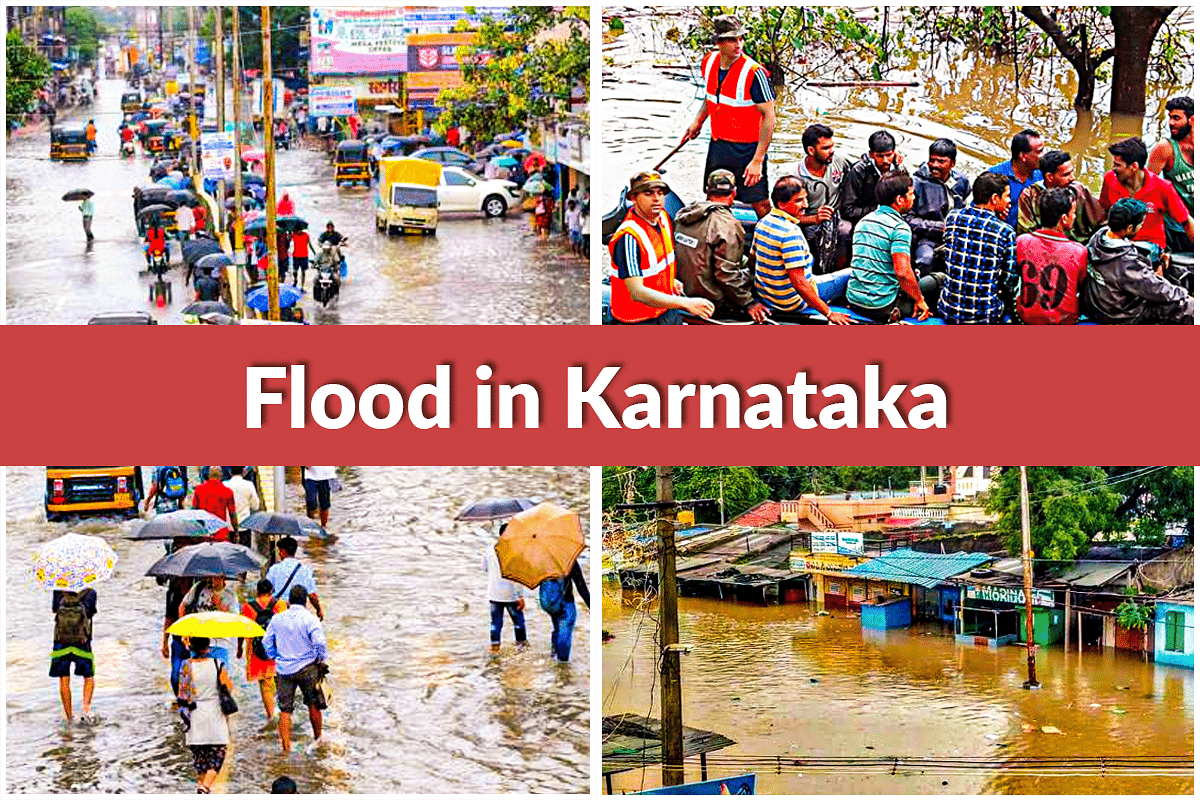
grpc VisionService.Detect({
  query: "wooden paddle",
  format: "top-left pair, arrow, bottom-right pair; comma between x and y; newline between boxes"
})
653,138 -> 690,172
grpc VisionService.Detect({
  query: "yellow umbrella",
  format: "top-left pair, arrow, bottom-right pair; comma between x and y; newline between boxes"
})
499,139 -> 523,148
495,503 -> 585,589
168,611 -> 265,638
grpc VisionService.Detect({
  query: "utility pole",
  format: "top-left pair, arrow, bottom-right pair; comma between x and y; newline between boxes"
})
656,467 -> 684,787
187,5 -> 199,175
231,6 -> 245,301
214,6 -> 227,235
719,474 -> 725,525
920,465 -> 927,497
1019,466 -> 1040,689
157,6 -> 163,71
261,5 -> 281,320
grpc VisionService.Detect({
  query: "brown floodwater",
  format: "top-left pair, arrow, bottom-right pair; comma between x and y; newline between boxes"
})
600,7 -> 1194,209
602,586 -> 1193,795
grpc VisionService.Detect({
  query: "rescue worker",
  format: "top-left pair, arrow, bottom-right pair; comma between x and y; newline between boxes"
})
607,171 -> 716,325
673,169 -> 769,322
679,15 -> 776,219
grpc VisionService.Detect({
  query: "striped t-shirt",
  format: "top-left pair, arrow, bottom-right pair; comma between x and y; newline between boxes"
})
752,208 -> 813,312
846,205 -> 913,309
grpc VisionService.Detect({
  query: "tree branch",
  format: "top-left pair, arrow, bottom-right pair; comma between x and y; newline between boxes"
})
1020,6 -> 1085,69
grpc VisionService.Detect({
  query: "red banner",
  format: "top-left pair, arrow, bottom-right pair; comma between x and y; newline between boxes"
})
3,325 -> 1197,465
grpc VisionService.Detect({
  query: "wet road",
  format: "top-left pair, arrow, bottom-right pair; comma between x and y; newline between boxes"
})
5,79 -> 589,325
602,587 -> 1193,795
5,466 -> 590,793
600,8 -> 1193,219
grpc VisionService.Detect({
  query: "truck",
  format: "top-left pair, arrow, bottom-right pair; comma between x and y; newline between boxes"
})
375,157 -> 441,235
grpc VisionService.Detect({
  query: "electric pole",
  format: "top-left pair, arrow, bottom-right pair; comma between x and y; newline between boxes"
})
214,6 -> 227,235
656,467 -> 684,787
920,465 -> 927,497
1019,466 -> 1040,689
231,6 -> 246,307
187,5 -> 199,175
261,5 -> 280,321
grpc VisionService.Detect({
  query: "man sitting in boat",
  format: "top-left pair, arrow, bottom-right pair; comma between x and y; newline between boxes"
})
907,138 -> 970,276
674,169 -> 769,322
608,171 -> 716,324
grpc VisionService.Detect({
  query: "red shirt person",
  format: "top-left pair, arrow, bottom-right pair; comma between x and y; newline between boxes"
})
1015,187 -> 1088,325
1100,136 -> 1193,251
191,467 -> 238,541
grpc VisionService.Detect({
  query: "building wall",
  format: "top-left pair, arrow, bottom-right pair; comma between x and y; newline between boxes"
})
1153,602 -> 1194,669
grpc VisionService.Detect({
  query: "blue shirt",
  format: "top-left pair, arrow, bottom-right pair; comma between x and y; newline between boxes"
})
262,605 -> 327,676
938,205 -> 1018,324
752,208 -> 813,312
987,160 -> 1042,229
266,557 -> 318,599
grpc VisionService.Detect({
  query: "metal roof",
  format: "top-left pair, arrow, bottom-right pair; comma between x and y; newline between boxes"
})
843,548 -> 994,589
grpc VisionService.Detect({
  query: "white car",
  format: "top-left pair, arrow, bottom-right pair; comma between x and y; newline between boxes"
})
438,167 -> 523,217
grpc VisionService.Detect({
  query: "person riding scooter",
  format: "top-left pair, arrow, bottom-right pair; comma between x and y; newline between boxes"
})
317,221 -> 348,278
145,219 -> 168,271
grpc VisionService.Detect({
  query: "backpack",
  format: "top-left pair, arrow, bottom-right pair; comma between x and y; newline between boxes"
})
539,577 -> 567,617
159,466 -> 187,500
55,592 -> 92,647
247,600 -> 276,661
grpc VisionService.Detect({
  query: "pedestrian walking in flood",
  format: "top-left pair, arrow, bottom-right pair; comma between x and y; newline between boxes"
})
240,579 -> 288,721
485,526 -> 527,651
50,588 -> 98,723
176,636 -> 234,794
302,467 -> 337,530
79,196 -> 94,241
539,559 -> 589,662
266,537 -> 324,620
262,586 -> 329,754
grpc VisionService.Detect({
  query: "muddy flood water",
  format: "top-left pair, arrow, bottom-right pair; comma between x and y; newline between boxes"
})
600,7 -> 1194,216
6,466 -> 590,794
602,586 -> 1193,795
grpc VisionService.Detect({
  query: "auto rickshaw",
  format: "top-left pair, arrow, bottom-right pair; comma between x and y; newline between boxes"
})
50,124 -> 90,162
121,91 -> 143,113
144,119 -> 178,155
334,140 -> 370,187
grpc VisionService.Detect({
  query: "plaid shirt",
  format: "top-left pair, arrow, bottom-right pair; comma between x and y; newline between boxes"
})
938,205 -> 1017,324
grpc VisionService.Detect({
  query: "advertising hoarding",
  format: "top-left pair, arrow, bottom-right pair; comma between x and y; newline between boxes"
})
310,87 -> 358,117
200,132 -> 235,180
310,7 -> 409,75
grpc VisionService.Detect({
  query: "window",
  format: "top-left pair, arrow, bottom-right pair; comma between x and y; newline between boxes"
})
1165,610 -> 1186,653
443,171 -> 474,187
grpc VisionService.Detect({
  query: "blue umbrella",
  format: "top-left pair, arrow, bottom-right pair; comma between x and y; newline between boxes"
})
493,155 -> 519,168
246,283 -> 303,311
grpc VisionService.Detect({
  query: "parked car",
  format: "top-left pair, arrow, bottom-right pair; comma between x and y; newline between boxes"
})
412,146 -> 484,175
437,167 -> 522,218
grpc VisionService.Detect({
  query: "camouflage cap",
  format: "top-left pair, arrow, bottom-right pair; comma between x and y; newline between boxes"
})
705,169 -> 736,195
713,15 -> 747,40
629,170 -> 670,195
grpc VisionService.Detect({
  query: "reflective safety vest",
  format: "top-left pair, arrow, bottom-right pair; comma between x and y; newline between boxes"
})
608,209 -> 677,323
702,52 -> 766,144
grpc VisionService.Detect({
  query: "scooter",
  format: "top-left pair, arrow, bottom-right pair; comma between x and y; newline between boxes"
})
313,243 -> 342,307
120,139 -> 137,158
146,245 -> 172,306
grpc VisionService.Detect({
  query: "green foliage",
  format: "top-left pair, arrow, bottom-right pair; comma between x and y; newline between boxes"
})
65,7 -> 106,64
438,6 -> 589,142
609,16 -> 625,32
986,467 -> 1123,563
1115,593 -> 1151,630
676,467 -> 770,523
6,29 -> 52,120
1105,466 -> 1194,545
236,7 -> 310,73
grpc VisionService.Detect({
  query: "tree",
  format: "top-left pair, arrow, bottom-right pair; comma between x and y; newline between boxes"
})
1104,466 -> 1193,544
986,466 -> 1123,562
675,467 -> 769,523
437,6 -> 589,142
65,7 -> 106,65
6,30 -> 52,125
236,6 -> 310,74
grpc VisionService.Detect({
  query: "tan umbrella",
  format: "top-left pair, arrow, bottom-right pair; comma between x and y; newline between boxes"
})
495,503 -> 584,589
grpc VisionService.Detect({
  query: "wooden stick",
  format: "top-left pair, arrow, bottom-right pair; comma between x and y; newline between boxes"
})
653,139 -> 689,172
802,80 -> 919,87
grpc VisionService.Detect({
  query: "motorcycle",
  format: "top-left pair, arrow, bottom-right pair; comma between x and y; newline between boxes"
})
146,244 -> 172,306
120,139 -> 137,158
313,243 -> 343,307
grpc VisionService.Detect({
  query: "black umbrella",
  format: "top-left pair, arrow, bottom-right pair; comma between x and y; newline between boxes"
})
198,312 -> 239,325
165,189 -> 197,206
454,497 -> 537,521
276,215 -> 308,233
181,238 -> 223,265
224,196 -> 256,211
240,512 -> 321,539
145,541 -> 265,578
137,185 -> 174,204
195,253 -> 234,273
137,204 -> 175,222
241,173 -> 266,186
62,188 -> 94,202
129,510 -> 230,540
243,218 -> 267,237
182,300 -> 236,316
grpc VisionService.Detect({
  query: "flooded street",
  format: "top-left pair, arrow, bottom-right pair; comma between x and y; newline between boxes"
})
5,465 -> 590,794
602,587 -> 1193,795
600,8 -> 1193,215
5,79 -> 589,326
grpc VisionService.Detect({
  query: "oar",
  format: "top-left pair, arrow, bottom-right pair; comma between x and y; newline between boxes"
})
653,138 -> 690,172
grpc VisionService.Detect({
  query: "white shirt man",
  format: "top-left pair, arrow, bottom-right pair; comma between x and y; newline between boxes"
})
223,469 -> 261,524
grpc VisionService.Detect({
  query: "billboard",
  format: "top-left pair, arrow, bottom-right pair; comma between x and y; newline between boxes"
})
965,585 -> 1056,608
310,7 -> 409,75
310,87 -> 358,117
200,132 -> 235,180
406,33 -> 480,72
812,531 -> 864,555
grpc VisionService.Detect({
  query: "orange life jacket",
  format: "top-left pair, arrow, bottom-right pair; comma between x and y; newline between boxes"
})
702,52 -> 767,144
607,208 -> 676,323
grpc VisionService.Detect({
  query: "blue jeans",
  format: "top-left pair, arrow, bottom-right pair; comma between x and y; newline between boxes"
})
170,637 -> 189,695
550,602 -> 577,661
814,268 -> 852,302
489,601 -> 527,645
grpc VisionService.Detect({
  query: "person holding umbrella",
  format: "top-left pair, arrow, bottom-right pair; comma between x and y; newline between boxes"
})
79,194 -> 95,242
176,636 -> 235,794
485,524 -> 527,652
178,577 -> 240,666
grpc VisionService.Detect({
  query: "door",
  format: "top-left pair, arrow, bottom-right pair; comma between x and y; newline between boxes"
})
440,168 -> 479,211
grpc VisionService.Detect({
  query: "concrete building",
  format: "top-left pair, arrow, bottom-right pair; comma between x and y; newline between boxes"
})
1153,591 -> 1194,669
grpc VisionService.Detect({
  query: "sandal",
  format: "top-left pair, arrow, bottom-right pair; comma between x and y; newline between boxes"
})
197,786 -> 210,794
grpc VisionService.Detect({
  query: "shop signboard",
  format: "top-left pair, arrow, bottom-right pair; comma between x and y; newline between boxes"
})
965,585 -> 1055,608
637,773 -> 756,795
813,531 -> 864,555
310,87 -> 357,117
310,7 -> 409,75
790,552 -> 865,573
406,33 -> 482,72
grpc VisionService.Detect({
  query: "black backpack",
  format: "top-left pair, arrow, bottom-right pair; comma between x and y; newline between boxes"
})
248,599 -> 276,660
55,592 -> 92,647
